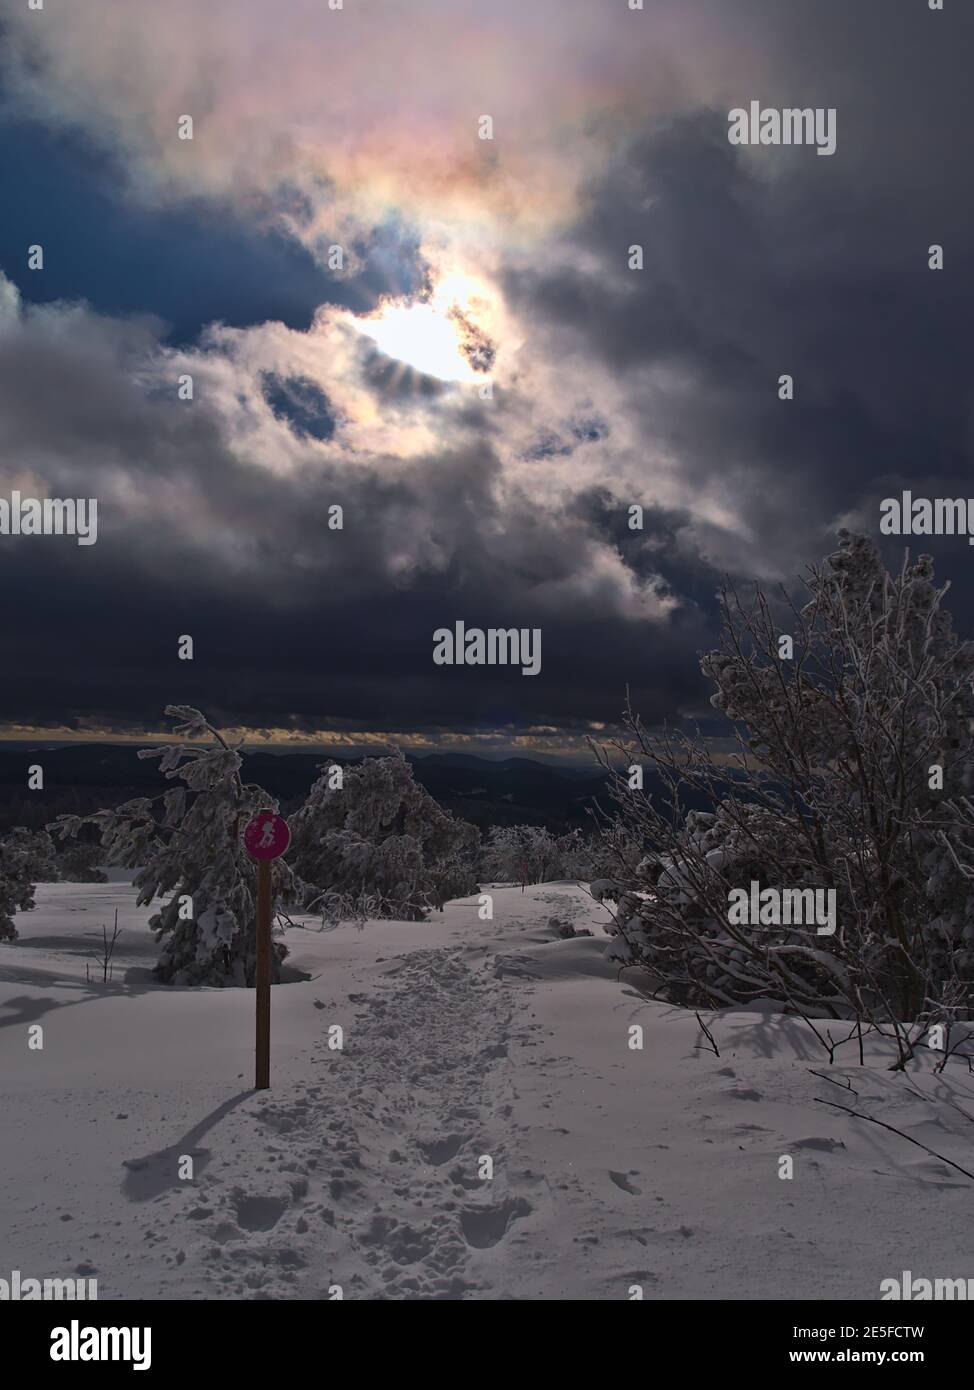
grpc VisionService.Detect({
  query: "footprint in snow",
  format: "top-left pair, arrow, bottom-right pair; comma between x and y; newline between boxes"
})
608,1170 -> 642,1195
417,1134 -> 464,1166
459,1197 -> 532,1249
233,1193 -> 287,1232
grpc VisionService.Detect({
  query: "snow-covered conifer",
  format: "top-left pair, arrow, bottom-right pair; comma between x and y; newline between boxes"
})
56,841 -> 108,883
53,706 -> 297,985
6,826 -> 59,882
0,827 -> 49,940
289,750 -> 479,922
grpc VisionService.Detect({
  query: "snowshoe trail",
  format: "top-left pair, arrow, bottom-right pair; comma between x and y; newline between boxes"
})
171,943 -> 536,1299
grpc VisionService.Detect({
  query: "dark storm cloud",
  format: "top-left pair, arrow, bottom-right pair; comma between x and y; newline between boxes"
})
0,269 -> 707,733
568,488 -> 724,615
3,0 -> 974,739
503,0 -> 974,594
0,436 -> 709,735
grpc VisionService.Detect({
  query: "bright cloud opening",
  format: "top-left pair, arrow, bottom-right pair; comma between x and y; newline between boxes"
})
354,275 -> 493,383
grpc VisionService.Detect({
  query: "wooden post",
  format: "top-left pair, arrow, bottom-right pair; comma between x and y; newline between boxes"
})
244,811 -> 289,1091
255,858 -> 271,1090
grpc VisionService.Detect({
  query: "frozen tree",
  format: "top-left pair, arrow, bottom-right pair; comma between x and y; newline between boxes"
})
0,828 -> 48,941
481,824 -> 595,886
289,750 -> 479,922
53,706 -> 297,986
4,827 -> 59,882
551,828 -> 599,880
596,533 -> 974,1060
576,814 -> 647,891
56,841 -> 108,883
481,825 -> 553,886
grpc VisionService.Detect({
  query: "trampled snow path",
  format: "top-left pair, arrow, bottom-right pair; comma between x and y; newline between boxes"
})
1,881 -> 585,1300
202,945 -> 530,1299
4,879 -> 974,1300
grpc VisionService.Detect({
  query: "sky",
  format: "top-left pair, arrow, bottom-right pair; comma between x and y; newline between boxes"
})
1,0 -> 972,757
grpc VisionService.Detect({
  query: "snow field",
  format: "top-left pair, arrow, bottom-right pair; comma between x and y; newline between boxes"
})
2,879 -> 973,1299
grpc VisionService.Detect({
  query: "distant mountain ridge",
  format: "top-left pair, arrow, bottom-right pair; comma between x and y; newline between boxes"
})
0,743 -> 626,835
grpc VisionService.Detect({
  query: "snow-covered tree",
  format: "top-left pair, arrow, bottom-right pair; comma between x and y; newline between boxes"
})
596,533 -> 974,1056
53,706 -> 297,986
5,826 -> 59,882
288,750 -> 479,922
56,841 -> 108,883
481,824 -> 596,886
552,828 -> 598,880
0,828 -> 49,941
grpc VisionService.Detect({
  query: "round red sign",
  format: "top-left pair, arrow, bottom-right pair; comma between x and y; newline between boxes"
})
243,812 -> 291,861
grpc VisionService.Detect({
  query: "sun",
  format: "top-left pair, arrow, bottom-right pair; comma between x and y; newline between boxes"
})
358,302 -> 475,381
354,275 -> 491,383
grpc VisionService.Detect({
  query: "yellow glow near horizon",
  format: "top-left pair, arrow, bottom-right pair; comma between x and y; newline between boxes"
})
355,275 -> 489,383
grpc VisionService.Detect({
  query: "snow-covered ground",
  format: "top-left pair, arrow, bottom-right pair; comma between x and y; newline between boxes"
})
2,877 -> 973,1300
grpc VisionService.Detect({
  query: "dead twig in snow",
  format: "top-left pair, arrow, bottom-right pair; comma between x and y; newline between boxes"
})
815,1096 -> 974,1182
694,1012 -> 720,1057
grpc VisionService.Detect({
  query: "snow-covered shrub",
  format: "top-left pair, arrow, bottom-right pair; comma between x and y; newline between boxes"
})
53,706 -> 298,986
551,827 -> 599,880
0,828 -> 47,941
56,841 -> 108,883
481,824 -> 595,885
589,877 -> 618,903
597,533 -> 974,1051
288,750 -> 479,922
5,827 -> 59,882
